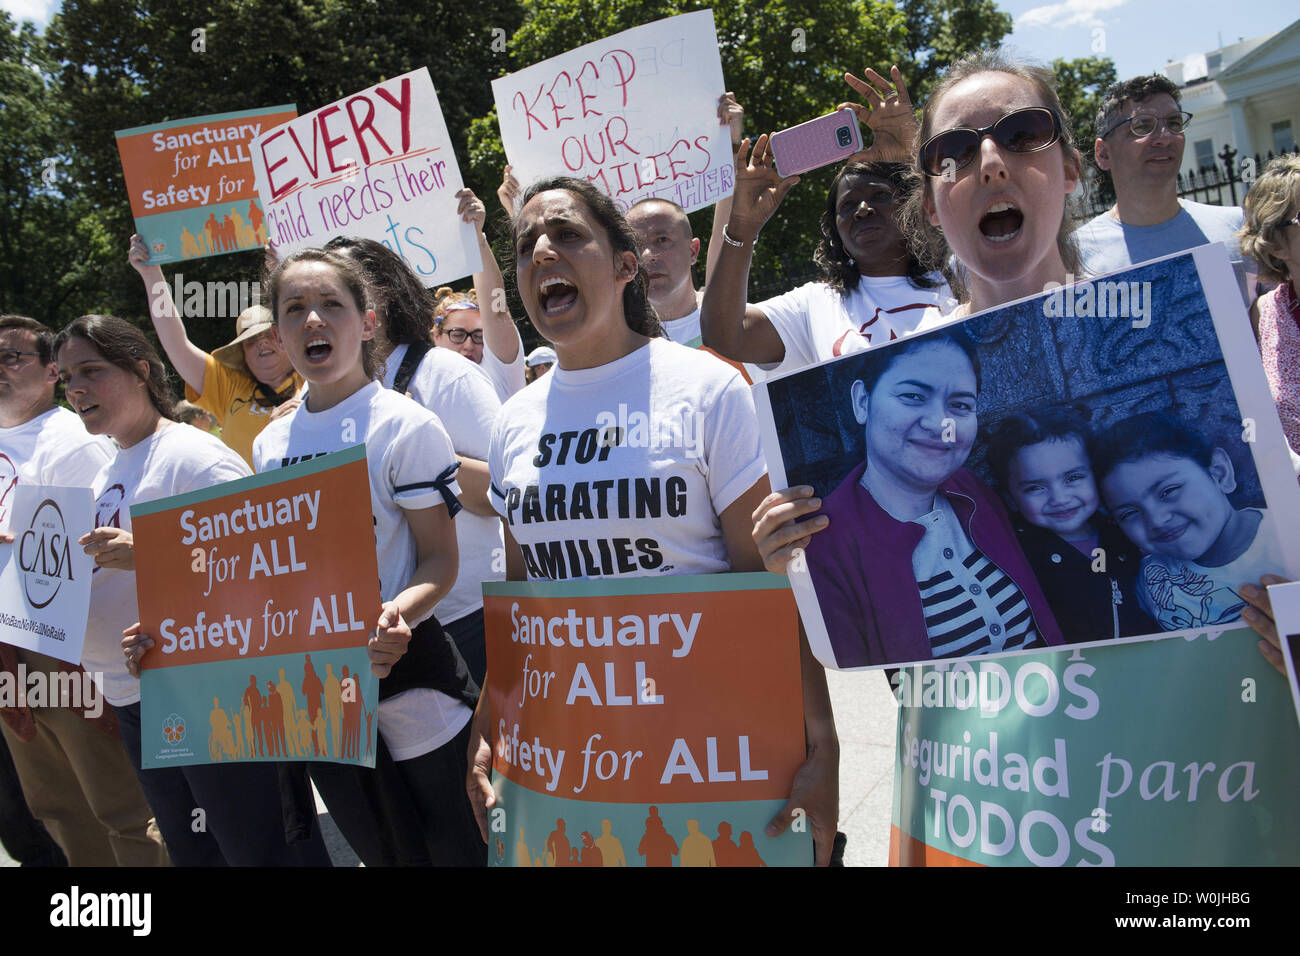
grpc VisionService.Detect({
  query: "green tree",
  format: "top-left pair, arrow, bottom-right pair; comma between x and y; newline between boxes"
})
897,0 -> 1014,100
1050,55 -> 1117,213
42,0 -> 524,346
0,12 -> 112,328
469,0 -> 1020,305
469,0 -> 914,303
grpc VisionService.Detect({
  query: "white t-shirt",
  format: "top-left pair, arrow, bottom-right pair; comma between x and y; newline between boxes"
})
660,305 -> 704,347
490,337 -> 767,580
0,405 -> 114,539
757,275 -> 956,378
481,323 -> 527,403
87,423 -> 251,706
253,381 -> 471,758
381,344 -> 504,624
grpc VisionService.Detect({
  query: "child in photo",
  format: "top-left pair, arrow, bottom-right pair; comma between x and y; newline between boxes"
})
1093,410 -> 1285,631
987,408 -> 1155,643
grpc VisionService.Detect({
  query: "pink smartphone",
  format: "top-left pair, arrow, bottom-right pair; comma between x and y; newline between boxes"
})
769,108 -> 863,178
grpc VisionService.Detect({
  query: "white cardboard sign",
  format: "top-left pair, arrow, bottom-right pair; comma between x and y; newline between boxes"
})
492,10 -> 733,213
0,485 -> 93,664
251,68 -> 481,285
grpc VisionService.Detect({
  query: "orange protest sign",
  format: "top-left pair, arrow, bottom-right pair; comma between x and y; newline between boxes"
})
130,446 -> 380,768
482,574 -> 812,866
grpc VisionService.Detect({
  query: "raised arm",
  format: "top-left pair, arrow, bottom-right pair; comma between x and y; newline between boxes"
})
458,187 -> 520,366
703,92 -> 745,287
699,135 -> 798,365
837,65 -> 919,166
128,234 -> 209,394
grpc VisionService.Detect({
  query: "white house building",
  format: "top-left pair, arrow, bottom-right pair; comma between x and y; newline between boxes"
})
1162,17 -> 1300,177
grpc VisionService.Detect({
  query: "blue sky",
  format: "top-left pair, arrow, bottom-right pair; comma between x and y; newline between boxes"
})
4,0 -> 1297,80
1002,0 -> 1298,77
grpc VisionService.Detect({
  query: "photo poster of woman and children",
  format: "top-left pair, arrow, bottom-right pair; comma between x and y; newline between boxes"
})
756,245 -> 1300,866
755,245 -> 1300,674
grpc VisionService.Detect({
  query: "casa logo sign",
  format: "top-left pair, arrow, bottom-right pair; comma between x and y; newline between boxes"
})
18,498 -> 75,608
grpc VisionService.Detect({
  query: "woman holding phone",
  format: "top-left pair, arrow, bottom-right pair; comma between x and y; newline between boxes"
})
701,67 -> 953,378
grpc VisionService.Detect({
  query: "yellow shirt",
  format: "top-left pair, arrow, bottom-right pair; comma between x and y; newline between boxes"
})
186,353 -> 302,468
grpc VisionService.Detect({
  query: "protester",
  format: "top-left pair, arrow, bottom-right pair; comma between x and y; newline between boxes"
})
129,234 -> 303,467
1239,154 -> 1300,452
0,314 -> 167,867
466,175 -> 841,865
523,345 -> 555,383
325,235 -> 504,686
738,50 -> 1287,870
623,92 -> 745,347
430,189 -> 526,402
56,313 -> 328,866
252,248 -> 483,866
1074,74 -> 1254,303
173,400 -> 218,433
701,69 -> 952,377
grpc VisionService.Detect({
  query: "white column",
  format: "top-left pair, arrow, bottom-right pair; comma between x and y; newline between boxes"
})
1227,99 -> 1252,160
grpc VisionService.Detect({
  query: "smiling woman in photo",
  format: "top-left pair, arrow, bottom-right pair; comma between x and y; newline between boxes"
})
805,331 -> 1064,666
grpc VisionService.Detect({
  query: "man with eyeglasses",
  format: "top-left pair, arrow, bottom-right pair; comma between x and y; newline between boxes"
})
0,315 -> 168,866
1074,74 -> 1255,304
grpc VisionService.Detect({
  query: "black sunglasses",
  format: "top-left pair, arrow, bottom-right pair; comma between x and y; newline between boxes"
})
920,108 -> 1063,178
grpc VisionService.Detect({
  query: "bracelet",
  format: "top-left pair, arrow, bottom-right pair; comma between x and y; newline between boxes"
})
721,224 -> 755,248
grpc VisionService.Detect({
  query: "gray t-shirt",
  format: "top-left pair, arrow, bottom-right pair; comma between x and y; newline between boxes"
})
1073,200 -> 1253,303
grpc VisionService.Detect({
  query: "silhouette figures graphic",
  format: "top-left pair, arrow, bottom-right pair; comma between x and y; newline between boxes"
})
638,806 -> 678,867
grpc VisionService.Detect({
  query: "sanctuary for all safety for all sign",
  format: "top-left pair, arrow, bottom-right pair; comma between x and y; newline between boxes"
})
131,446 -> 379,769
482,573 -> 811,867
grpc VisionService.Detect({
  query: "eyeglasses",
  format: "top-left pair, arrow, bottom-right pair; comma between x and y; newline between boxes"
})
920,108 -> 1063,178
442,328 -> 484,345
0,350 -> 40,370
1099,111 -> 1192,140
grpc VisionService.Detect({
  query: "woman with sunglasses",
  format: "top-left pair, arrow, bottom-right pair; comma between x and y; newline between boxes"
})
1240,154 -> 1300,455
431,189 -> 527,402
701,68 -> 953,376
129,235 -> 303,468
750,51 -> 1290,866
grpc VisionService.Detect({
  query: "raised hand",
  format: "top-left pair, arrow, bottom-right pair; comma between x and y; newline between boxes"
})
718,91 -> 744,148
727,134 -> 801,244
837,65 -> 918,164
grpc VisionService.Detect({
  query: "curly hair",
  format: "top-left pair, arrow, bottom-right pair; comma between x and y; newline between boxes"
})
1239,154 -> 1300,283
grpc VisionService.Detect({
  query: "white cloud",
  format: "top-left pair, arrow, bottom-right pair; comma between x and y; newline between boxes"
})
1016,0 -> 1128,30
1,0 -> 59,27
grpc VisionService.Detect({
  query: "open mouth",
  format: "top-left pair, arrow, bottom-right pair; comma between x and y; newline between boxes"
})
76,403 -> 100,418
304,336 -> 332,363
979,202 -> 1024,243
539,276 -> 578,316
